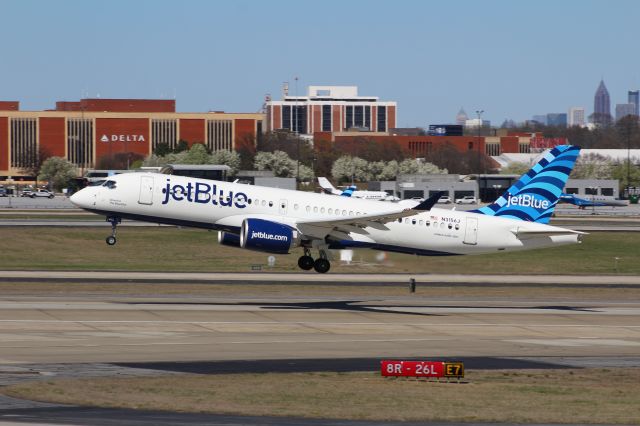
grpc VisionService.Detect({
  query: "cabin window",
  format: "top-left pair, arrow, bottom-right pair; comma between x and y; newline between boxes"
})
342,210 -> 347,216
328,208 -> 333,214
306,205 -> 311,213
412,219 -> 416,225
313,206 -> 318,213
455,224 -> 460,230
426,221 -> 430,227
398,218 -> 402,223
448,223 -> 453,230
294,203 -> 298,210
349,211 -> 354,216
268,201 -> 273,207
247,199 -> 252,205
262,200 -> 266,207
419,220 -> 423,225
320,207 -> 325,213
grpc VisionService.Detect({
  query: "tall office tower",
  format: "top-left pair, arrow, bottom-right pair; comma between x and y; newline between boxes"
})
546,113 -> 568,127
593,80 -> 611,125
455,107 -> 468,125
568,107 -> 585,127
628,90 -> 639,116
532,115 -> 547,125
616,103 -> 636,121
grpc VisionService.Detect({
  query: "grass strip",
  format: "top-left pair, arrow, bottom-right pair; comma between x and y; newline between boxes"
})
0,227 -> 638,274
3,369 -> 640,423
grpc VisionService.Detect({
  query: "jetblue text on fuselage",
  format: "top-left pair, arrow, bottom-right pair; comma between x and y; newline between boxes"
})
506,193 -> 550,209
161,179 -> 248,208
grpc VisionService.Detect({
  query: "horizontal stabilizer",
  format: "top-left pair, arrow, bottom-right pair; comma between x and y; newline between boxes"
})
511,227 -> 587,240
413,191 -> 444,211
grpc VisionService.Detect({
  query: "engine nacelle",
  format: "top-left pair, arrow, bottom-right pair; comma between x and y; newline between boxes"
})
218,231 -> 241,248
240,218 -> 299,254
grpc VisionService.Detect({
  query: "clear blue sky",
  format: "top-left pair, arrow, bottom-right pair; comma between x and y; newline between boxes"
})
1,0 -> 639,126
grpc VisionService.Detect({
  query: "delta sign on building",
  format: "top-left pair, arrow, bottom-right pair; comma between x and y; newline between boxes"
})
0,99 -> 264,179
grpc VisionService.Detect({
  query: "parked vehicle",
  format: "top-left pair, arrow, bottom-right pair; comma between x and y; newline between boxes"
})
455,195 -> 477,204
0,187 -> 7,197
30,189 -> 55,199
436,195 -> 452,204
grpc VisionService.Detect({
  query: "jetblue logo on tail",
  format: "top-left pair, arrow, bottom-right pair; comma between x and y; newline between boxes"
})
473,145 -> 580,224
506,194 -> 550,209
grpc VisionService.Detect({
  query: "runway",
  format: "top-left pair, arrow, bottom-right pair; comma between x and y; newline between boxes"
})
0,277 -> 639,425
0,290 -> 638,365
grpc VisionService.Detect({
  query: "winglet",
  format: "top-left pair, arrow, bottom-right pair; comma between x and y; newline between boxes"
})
413,191 -> 444,211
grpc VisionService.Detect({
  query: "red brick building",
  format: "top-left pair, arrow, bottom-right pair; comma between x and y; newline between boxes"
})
314,131 -> 536,158
0,99 -> 265,179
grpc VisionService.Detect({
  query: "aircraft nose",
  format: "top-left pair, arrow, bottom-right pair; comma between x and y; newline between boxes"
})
70,187 -> 92,208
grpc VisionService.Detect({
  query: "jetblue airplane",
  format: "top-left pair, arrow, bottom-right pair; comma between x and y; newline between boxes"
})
70,145 -> 584,273
559,193 -> 627,209
317,177 -> 400,201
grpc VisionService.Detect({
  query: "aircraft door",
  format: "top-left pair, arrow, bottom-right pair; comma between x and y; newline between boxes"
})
278,199 -> 288,216
463,217 -> 478,245
138,176 -> 154,205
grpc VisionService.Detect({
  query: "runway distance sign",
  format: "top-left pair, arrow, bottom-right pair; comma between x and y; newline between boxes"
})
381,360 -> 464,378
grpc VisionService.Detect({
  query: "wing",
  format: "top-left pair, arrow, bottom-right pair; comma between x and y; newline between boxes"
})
294,192 -> 443,240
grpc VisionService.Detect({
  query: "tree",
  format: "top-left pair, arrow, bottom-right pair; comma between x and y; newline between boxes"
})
398,159 -> 447,175
501,162 -> 531,175
96,152 -> 144,170
210,150 -> 241,176
153,143 -> 172,157
182,143 -> 211,164
611,159 -> 640,193
570,153 -> 613,179
331,156 -> 371,183
174,140 -> 189,153
38,157 -> 78,191
254,150 -> 314,181
21,145 -> 51,179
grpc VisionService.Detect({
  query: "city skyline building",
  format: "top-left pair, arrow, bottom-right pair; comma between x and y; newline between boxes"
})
568,107 -> 585,127
615,103 -> 636,121
628,90 -> 639,116
532,115 -> 547,125
593,79 -> 611,125
546,113 -> 567,127
455,107 -> 468,125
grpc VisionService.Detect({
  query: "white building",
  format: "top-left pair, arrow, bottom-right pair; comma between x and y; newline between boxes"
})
265,85 -> 397,135
568,107 -> 585,127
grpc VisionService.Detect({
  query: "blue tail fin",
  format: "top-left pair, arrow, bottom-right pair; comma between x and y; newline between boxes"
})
340,185 -> 357,197
473,145 -> 581,224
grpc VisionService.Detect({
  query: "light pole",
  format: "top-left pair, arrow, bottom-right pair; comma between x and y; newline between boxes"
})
476,109 -> 484,196
294,76 -> 300,186
589,186 -> 598,215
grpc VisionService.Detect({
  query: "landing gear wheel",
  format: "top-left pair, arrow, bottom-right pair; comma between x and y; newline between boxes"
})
298,255 -> 314,271
105,216 -> 121,246
313,258 -> 331,274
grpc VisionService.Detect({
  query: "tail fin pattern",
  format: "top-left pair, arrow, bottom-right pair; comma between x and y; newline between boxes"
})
473,145 -> 581,224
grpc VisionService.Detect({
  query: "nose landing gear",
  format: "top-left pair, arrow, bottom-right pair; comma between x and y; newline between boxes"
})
106,216 -> 121,245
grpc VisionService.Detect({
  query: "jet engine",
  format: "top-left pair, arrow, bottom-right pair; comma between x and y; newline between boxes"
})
218,231 -> 241,248
240,218 -> 299,254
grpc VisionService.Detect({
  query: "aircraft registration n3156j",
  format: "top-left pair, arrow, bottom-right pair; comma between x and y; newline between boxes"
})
71,145 -> 585,273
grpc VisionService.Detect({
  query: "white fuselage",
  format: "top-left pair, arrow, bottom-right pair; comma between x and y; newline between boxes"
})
71,173 -> 581,256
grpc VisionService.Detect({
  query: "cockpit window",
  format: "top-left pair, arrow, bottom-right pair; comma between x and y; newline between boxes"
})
88,180 -> 106,186
103,180 -> 117,189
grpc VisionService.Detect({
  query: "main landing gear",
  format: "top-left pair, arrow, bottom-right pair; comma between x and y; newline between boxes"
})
105,216 -> 121,245
297,248 -> 331,273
